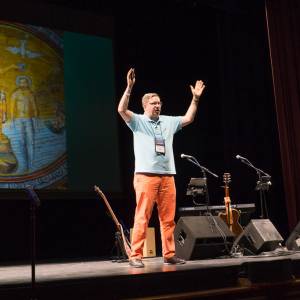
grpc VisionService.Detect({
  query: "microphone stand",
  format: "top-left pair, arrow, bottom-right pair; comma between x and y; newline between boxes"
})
183,156 -> 234,254
185,157 -> 219,178
237,157 -> 271,219
26,187 -> 41,300
185,156 -> 218,213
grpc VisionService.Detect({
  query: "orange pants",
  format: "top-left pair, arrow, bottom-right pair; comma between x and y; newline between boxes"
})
130,173 -> 176,259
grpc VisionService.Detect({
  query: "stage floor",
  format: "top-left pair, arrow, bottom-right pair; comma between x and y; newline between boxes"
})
1,252 -> 300,299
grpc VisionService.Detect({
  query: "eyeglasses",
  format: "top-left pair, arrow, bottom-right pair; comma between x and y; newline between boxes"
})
148,101 -> 163,106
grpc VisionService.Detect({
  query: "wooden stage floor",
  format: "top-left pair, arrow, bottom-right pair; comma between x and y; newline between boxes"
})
1,251 -> 300,299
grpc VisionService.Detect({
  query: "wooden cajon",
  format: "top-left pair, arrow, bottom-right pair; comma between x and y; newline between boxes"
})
130,227 -> 156,257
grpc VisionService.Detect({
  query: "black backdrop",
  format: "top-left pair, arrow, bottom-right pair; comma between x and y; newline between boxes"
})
114,3 -> 288,244
0,0 -> 289,261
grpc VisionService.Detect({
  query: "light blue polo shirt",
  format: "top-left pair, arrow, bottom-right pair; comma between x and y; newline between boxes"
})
126,113 -> 182,174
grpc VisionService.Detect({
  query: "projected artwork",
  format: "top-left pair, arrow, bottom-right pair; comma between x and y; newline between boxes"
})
0,22 -> 66,188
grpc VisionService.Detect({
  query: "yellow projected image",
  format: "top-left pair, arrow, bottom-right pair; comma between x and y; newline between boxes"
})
0,22 -> 66,189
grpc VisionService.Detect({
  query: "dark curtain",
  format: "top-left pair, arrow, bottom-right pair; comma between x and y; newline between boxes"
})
115,2 -> 289,241
265,0 -> 300,230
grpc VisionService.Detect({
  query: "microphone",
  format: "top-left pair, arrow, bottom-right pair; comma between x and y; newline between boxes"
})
180,153 -> 194,159
236,154 -> 248,161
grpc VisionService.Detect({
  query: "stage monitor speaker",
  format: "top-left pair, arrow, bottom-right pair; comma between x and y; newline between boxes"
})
174,216 -> 235,260
286,221 -> 300,251
233,219 -> 283,254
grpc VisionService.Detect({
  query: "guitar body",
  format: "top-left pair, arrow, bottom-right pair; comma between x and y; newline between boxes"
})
219,208 -> 243,236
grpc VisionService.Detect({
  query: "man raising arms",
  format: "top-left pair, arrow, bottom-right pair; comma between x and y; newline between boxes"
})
118,68 -> 205,268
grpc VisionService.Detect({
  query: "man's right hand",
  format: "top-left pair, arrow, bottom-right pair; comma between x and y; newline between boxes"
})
127,68 -> 135,89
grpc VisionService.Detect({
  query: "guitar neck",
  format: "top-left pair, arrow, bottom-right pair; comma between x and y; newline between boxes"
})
224,184 -> 233,224
94,186 -> 120,228
225,186 -> 230,198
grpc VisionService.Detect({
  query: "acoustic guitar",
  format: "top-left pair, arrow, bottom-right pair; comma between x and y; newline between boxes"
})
94,185 -> 131,258
218,173 -> 243,236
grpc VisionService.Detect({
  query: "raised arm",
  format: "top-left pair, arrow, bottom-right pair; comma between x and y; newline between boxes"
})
0,64 -> 18,75
181,80 -> 205,127
117,68 -> 135,122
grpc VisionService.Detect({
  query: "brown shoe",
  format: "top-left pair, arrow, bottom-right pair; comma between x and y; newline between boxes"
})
164,256 -> 186,265
129,258 -> 145,268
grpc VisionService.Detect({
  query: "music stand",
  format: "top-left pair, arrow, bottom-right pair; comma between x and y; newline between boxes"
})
255,175 -> 272,192
182,155 -> 218,214
186,177 -> 207,206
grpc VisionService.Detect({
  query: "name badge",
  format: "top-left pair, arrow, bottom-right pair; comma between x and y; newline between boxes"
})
155,137 -> 165,155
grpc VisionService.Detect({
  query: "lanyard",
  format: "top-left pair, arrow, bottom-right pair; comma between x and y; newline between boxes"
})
150,120 -> 163,138
150,120 -> 165,155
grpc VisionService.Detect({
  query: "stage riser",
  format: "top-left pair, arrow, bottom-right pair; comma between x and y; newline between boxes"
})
0,257 -> 300,299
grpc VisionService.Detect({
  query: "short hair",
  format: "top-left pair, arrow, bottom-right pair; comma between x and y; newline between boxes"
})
142,93 -> 160,108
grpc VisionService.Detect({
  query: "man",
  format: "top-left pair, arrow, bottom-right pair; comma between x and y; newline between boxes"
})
10,75 -> 39,172
118,68 -> 205,268
0,62 -> 19,140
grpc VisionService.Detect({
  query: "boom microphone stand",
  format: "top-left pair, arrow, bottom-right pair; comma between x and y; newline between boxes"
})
26,186 -> 41,300
181,154 -> 234,255
181,154 -> 218,212
235,155 -> 271,219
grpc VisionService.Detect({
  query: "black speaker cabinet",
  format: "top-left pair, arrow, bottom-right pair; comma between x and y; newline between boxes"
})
286,221 -> 300,250
233,219 -> 283,254
174,216 -> 235,260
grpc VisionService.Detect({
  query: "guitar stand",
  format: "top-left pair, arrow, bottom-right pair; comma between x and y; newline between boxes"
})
230,244 -> 244,258
111,232 -> 129,263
